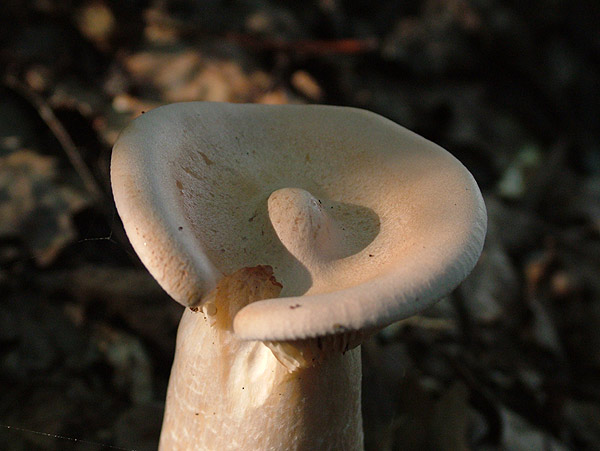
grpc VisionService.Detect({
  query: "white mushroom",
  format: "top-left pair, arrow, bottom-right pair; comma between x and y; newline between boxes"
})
111,102 -> 487,450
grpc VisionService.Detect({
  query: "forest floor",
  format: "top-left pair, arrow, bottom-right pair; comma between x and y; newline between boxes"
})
1,1 -> 599,450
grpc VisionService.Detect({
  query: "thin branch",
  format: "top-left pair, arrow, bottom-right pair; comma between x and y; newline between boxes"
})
3,74 -> 133,256
225,33 -> 379,55
3,74 -> 104,202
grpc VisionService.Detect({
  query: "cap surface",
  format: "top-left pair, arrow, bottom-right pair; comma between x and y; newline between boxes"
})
111,102 -> 486,341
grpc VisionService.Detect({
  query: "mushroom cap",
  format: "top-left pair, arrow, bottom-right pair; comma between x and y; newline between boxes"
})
111,102 -> 487,341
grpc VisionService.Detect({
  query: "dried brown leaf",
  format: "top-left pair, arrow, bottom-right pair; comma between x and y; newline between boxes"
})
0,149 -> 90,265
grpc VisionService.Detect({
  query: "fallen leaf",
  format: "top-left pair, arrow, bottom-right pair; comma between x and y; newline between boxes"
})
0,149 -> 90,265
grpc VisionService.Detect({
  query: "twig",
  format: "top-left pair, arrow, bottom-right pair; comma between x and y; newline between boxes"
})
3,74 -> 133,257
3,74 -> 104,202
225,33 -> 379,55
143,10 -> 379,56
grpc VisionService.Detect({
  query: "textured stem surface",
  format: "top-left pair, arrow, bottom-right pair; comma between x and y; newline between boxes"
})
159,266 -> 363,450
159,309 -> 363,450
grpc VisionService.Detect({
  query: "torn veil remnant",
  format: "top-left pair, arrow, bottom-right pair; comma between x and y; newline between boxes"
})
111,102 -> 487,450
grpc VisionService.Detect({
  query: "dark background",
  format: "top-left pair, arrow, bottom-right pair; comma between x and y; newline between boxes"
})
1,0 -> 599,449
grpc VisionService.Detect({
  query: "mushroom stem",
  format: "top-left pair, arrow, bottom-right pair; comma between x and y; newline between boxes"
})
160,312 -> 363,450
159,267 -> 364,450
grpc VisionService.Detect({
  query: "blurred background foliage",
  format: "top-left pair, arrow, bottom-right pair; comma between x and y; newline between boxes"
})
0,0 -> 599,449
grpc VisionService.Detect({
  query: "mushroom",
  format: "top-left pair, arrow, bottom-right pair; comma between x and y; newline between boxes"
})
111,102 -> 487,450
